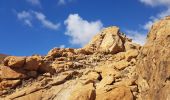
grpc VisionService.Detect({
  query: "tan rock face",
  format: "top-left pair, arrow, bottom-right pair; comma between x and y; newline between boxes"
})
69,83 -> 95,100
0,80 -> 21,91
24,55 -> 42,71
4,56 -> 25,68
99,27 -> 124,53
96,86 -> 133,100
0,66 -> 27,79
84,26 -> 127,54
136,16 -> 170,100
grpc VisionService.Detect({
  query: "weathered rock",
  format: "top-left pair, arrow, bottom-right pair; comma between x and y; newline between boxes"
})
99,27 -> 125,53
96,75 -> 115,89
38,62 -> 55,74
0,66 -> 27,79
125,49 -> 139,61
124,41 -> 141,51
80,71 -> 100,84
4,56 -> 25,68
24,55 -> 42,71
0,80 -> 21,91
112,52 -> 126,61
84,26 -> 126,54
69,83 -> 95,100
136,16 -> 170,100
113,60 -> 130,70
95,66 -> 119,78
96,85 -> 133,100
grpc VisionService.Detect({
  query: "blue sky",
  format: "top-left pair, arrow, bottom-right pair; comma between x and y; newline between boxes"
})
0,0 -> 170,56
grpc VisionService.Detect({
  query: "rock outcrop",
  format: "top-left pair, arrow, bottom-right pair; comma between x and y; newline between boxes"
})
83,26 -> 134,54
1,16 -> 170,100
136,16 -> 170,100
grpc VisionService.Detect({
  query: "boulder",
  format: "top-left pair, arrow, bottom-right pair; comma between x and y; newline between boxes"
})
24,55 -> 42,71
96,75 -> 115,89
4,56 -> 25,68
113,60 -> 130,70
124,41 -> 141,51
125,49 -> 139,61
96,86 -> 133,100
84,26 -> 126,54
0,66 -> 27,79
69,83 -> 95,100
95,66 -> 119,78
80,71 -> 100,84
99,27 -> 125,53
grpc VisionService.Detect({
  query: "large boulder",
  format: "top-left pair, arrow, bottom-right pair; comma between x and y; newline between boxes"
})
84,26 -> 128,54
96,85 -> 133,100
0,66 -> 27,79
4,56 -> 25,68
24,55 -> 42,71
69,83 -> 95,100
136,16 -> 170,100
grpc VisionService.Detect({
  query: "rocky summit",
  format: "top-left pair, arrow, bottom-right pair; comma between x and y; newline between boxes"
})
0,16 -> 170,100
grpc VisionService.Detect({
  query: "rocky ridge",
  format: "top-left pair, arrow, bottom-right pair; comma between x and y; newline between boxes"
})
0,16 -> 170,100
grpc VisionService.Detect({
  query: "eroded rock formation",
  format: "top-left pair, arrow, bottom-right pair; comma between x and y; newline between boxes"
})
0,16 -> 170,100
136,16 -> 170,100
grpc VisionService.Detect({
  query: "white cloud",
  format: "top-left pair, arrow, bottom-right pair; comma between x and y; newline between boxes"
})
125,30 -> 147,45
64,14 -> 103,46
139,0 -> 170,30
59,45 -> 65,48
34,12 -> 60,30
58,0 -> 74,5
139,0 -> 170,7
17,11 -> 60,30
58,0 -> 66,5
17,11 -> 32,27
143,8 -> 170,30
27,0 -> 41,6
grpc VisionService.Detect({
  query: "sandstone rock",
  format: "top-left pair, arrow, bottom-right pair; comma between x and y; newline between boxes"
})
124,41 -> 141,51
96,85 -> 133,100
136,16 -> 170,100
24,55 -> 42,71
125,49 -> 139,61
47,48 -> 61,57
38,62 -> 55,74
12,90 -> 44,100
69,83 -> 95,100
0,80 -> 21,91
96,75 -> 114,89
113,60 -> 130,70
99,27 -> 124,54
0,66 -> 27,79
84,26 -> 126,54
4,56 -> 25,68
80,71 -> 100,84
95,66 -> 119,78
112,52 -> 126,61
114,78 -> 136,86
75,48 -> 91,55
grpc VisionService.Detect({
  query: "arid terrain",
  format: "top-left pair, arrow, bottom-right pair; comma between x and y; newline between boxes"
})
0,16 -> 170,100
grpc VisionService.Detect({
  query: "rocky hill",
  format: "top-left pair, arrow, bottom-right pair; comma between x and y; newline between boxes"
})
0,16 -> 170,100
